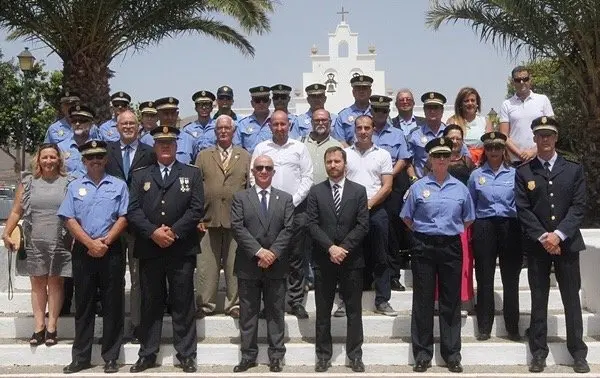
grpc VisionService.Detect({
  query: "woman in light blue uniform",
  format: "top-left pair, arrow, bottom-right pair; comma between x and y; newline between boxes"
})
400,137 -> 475,374
467,131 -> 521,342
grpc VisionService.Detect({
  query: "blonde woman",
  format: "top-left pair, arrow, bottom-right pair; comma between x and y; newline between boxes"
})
2,143 -> 72,346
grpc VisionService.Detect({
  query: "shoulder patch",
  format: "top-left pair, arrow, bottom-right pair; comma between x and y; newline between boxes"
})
132,165 -> 149,173
403,189 -> 410,201
560,151 -> 581,164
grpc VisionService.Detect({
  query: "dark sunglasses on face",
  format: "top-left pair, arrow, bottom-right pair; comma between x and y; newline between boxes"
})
217,96 -> 232,101
253,97 -> 270,104
513,77 -> 530,83
372,108 -> 390,114
431,153 -> 451,159
84,154 -> 105,161
196,102 -> 212,108
254,165 -> 274,172
72,117 -> 91,124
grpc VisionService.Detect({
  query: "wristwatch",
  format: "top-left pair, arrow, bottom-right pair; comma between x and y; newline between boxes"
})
409,176 -> 418,183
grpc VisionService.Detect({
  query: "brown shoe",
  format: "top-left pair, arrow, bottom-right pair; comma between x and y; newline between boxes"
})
228,308 -> 240,319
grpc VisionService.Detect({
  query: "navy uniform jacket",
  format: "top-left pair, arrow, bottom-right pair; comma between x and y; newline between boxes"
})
127,161 -> 205,259
515,156 -> 586,257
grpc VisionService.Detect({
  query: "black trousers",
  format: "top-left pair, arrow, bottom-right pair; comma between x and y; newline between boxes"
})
363,207 -> 391,306
239,277 -> 286,361
138,255 -> 197,361
410,232 -> 462,363
472,217 -> 522,334
315,267 -> 363,361
528,251 -> 587,360
287,203 -> 308,308
71,241 -> 124,363
384,190 -> 409,279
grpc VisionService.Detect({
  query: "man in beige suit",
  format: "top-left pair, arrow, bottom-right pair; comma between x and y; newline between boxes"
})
195,114 -> 250,318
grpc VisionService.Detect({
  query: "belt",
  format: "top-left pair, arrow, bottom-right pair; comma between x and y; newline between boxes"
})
413,232 -> 460,245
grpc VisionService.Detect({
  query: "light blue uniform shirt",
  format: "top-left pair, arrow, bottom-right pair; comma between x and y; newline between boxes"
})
393,115 -> 421,138
139,132 -> 196,164
182,119 -> 217,152
98,118 -> 120,142
467,163 -> 517,219
44,118 -> 99,144
372,122 -> 412,164
235,113 -> 272,154
58,174 -> 129,239
57,138 -> 91,178
400,174 -> 475,236
332,104 -> 371,144
291,110 -> 338,140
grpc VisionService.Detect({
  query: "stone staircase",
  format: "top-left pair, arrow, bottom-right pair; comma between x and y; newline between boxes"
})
0,229 -> 599,371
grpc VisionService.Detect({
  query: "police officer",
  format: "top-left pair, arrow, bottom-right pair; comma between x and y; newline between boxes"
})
235,86 -> 272,153
99,91 -> 132,142
292,84 -> 338,140
400,137 -> 475,373
332,74 -> 373,146
467,132 -> 521,342
127,126 -> 204,374
213,85 -> 238,121
44,90 -> 81,144
271,84 -> 297,127
138,101 -> 158,139
515,116 -> 589,373
58,140 -> 129,374
57,105 -> 96,178
182,90 -> 217,151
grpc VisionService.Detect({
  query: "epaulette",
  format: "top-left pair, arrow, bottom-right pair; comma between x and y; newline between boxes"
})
557,149 -> 581,164
407,126 -> 419,136
67,175 -> 77,183
132,165 -> 149,173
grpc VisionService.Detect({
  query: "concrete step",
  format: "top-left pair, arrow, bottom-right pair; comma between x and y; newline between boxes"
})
1,311 -> 596,339
0,336 -> 599,366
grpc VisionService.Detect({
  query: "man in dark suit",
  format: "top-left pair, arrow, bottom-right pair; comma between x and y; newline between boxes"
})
230,155 -> 294,373
391,89 -> 425,136
515,116 -> 589,374
127,126 -> 204,373
306,146 -> 369,373
105,109 -> 155,342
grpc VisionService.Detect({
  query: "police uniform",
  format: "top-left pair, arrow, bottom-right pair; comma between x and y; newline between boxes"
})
99,91 -> 131,142
57,105 -> 96,178
44,90 -> 80,144
467,132 -> 522,340
213,85 -> 238,121
514,117 -> 588,372
235,86 -> 273,153
57,140 -> 129,372
138,101 -> 157,139
271,84 -> 298,128
400,137 -> 475,373
182,90 -> 217,151
332,75 -> 373,144
127,126 -> 204,372
292,84 -> 338,140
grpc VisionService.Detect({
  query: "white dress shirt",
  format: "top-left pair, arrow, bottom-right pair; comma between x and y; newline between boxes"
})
121,139 -> 138,163
158,161 -> 175,179
329,177 -> 346,200
255,185 -> 271,211
537,152 -> 558,171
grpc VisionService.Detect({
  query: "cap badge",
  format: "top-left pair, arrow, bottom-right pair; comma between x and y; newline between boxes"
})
91,141 -> 97,148
119,91 -> 123,97
201,91 -> 205,96
162,126 -> 169,133
440,138 -> 445,145
490,132 -> 495,139
278,85 -> 282,90
541,116 -> 547,124
429,92 -> 435,99
479,176 -> 486,185
148,101 -> 153,107
223,86 -> 229,91
359,76 -> 364,82
379,97 -> 383,102
65,91 -> 70,97
168,97 -> 174,103
314,84 -> 318,89
76,105 -> 81,111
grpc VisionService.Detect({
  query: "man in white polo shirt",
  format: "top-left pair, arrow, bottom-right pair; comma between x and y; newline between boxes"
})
251,110 -> 314,319
499,66 -> 554,165
344,115 -> 395,316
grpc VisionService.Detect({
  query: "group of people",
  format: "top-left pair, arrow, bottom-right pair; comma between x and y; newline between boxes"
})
0,64 -> 589,374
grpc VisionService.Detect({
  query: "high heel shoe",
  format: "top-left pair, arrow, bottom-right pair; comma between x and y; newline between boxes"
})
45,329 -> 58,346
29,327 -> 46,346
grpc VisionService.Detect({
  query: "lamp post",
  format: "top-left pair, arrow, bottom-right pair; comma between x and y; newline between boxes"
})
17,47 -> 36,172
487,108 -> 498,130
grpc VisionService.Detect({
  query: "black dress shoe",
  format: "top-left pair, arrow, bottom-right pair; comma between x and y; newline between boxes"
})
290,304 -> 309,319
476,333 -> 490,341
413,360 -> 431,373
573,358 -> 590,373
233,359 -> 257,372
269,358 -> 283,372
391,277 -> 406,291
348,358 -> 365,372
63,360 -> 92,374
104,360 -> 119,373
447,360 -> 463,373
507,332 -> 521,341
315,359 -> 331,372
130,356 -> 157,373
529,357 -> 545,373
179,357 -> 197,373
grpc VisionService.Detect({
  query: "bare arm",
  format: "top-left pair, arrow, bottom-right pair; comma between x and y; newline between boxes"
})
1,184 -> 24,251
368,174 -> 392,209
499,122 -> 521,157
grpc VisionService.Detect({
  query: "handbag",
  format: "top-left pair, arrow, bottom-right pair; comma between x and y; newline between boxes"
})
8,224 -> 26,260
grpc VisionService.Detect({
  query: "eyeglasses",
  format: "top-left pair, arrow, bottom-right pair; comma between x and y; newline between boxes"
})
312,118 -> 330,124
513,77 -> 530,83
84,154 -> 104,161
254,165 -> 274,172
397,97 -> 413,103
372,108 -> 389,114
430,153 -> 451,159
253,97 -> 270,104
217,96 -> 232,101
196,102 -> 212,108
272,95 -> 289,101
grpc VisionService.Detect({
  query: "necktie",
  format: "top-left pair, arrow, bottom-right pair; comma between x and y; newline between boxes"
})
162,167 -> 169,181
260,190 -> 268,216
544,161 -> 551,177
123,144 -> 131,178
333,184 -> 341,215
222,149 -> 229,169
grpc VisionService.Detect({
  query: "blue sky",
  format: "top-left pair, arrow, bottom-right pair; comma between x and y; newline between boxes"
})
0,0 -> 522,118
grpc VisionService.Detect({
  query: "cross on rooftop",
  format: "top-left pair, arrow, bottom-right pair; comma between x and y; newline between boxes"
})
337,6 -> 349,22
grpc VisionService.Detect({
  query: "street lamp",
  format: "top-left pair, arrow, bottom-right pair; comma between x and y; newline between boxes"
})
17,48 -> 35,172
487,108 -> 498,130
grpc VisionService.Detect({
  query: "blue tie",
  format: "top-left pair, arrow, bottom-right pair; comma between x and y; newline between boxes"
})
123,144 -> 131,178
260,190 -> 268,216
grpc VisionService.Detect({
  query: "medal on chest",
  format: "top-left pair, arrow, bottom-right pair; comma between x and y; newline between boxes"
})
180,177 -> 190,192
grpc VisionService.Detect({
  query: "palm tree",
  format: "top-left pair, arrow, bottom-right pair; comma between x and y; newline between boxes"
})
426,0 -> 600,225
0,0 -> 275,120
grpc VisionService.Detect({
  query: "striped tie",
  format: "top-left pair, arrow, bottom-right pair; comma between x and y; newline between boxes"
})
333,184 -> 341,215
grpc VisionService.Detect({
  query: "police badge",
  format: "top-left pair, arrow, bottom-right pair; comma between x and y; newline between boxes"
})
478,176 -> 486,185
143,182 -> 151,191
527,181 -> 536,191
78,188 -> 87,197
422,189 -> 430,198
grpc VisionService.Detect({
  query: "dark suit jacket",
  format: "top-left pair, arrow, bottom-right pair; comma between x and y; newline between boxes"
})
231,186 -> 294,280
306,179 -> 369,270
105,141 -> 156,185
515,155 -> 586,257
127,161 -> 205,259
391,115 -> 425,135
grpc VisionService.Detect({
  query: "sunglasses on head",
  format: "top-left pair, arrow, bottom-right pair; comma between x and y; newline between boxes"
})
84,154 -> 105,161
513,77 -> 530,83
253,97 -> 270,104
254,165 -> 274,172
372,108 -> 389,114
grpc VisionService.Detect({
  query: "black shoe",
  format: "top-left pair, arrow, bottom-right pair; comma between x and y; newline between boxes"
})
179,357 -> 196,373
103,360 -> 119,374
529,357 -> 545,373
269,358 -> 283,372
348,358 -> 365,373
289,304 -> 309,319
507,332 -> 521,341
130,356 -> 157,373
573,358 -> 590,373
315,359 -> 331,372
391,277 -> 406,291
476,332 -> 490,341
447,360 -> 463,373
233,359 -> 257,373
63,360 -> 92,374
59,305 -> 71,316
413,360 -> 431,372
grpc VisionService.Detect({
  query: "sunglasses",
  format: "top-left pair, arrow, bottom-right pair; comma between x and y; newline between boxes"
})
84,154 -> 105,161
217,96 -> 232,101
196,102 -> 212,108
254,165 -> 274,172
513,77 -> 530,83
253,97 -> 270,104
372,108 -> 389,114
430,153 -> 451,159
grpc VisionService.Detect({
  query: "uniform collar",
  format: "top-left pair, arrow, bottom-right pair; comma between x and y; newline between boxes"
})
537,152 -> 558,167
481,161 -> 511,174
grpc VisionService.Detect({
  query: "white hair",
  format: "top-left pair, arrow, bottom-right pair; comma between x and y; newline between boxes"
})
215,114 -> 235,129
